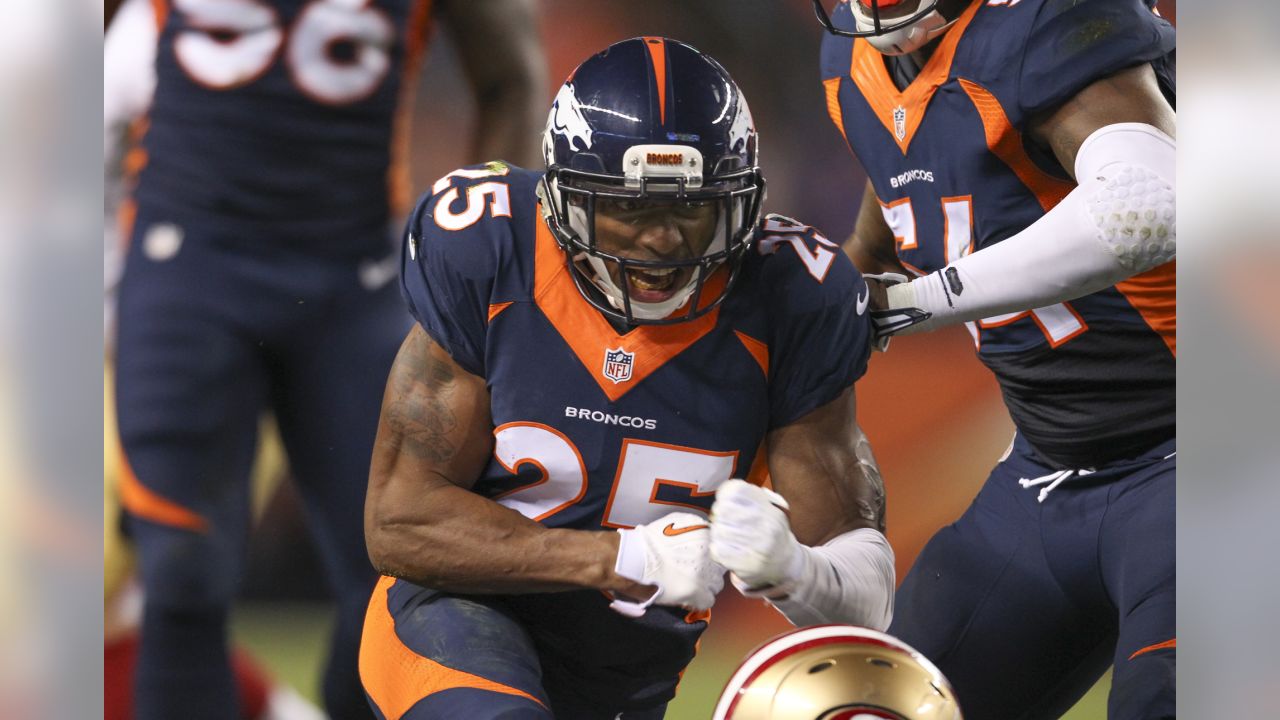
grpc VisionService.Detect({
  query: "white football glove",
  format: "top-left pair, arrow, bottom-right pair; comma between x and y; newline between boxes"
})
862,271 -> 922,352
610,511 -> 726,618
709,479 -> 803,594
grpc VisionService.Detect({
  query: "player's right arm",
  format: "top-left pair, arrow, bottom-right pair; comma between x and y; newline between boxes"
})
366,173 -> 724,612
365,324 -> 647,597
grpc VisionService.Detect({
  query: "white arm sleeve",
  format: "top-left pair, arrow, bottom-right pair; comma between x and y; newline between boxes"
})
739,528 -> 895,630
884,122 -> 1175,335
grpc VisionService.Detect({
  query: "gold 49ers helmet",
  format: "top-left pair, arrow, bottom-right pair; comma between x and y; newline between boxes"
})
713,625 -> 962,720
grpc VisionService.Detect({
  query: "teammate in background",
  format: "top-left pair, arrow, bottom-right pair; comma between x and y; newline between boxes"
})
105,5 -> 324,718
110,1 -> 546,718
360,37 -> 894,719
814,0 -> 1175,717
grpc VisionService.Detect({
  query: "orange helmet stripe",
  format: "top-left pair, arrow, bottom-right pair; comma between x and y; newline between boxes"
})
642,37 -> 668,125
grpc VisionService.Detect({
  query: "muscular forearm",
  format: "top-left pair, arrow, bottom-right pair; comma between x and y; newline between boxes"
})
366,326 -> 651,598
367,477 -> 647,597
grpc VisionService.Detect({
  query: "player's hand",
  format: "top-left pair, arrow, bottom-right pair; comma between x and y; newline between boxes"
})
709,479 -> 803,593
862,271 -> 929,351
611,512 -> 726,617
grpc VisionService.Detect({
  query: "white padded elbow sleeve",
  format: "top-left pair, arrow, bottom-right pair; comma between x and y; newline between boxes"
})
885,122 -> 1175,334
1077,123 -> 1176,273
751,528 -> 895,630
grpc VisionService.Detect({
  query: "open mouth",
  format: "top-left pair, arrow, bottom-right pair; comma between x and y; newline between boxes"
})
624,266 -> 686,303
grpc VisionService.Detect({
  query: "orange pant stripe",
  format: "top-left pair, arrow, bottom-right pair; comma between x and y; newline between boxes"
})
360,576 -> 546,720
117,448 -> 209,533
1129,637 -> 1176,661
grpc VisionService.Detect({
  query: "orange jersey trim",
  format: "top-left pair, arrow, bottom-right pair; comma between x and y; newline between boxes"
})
388,0 -> 435,217
744,442 -> 771,489
150,0 -> 168,30
117,198 -> 138,249
1129,637 -> 1176,661
822,77 -> 850,148
1116,260 -> 1176,356
734,330 -> 769,378
643,37 -> 668,125
532,215 -> 725,402
846,0 -> 983,155
684,608 -> 711,624
117,449 -> 210,533
487,301 -> 514,323
957,78 -> 1075,212
360,576 -> 546,720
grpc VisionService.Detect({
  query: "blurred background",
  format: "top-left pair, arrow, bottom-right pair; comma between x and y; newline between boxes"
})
16,0 -> 1271,718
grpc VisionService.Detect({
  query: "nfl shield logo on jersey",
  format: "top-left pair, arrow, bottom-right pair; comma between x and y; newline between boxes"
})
893,105 -> 907,141
602,347 -> 635,384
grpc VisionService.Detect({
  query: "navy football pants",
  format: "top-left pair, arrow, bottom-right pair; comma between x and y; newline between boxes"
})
890,435 -> 1175,720
115,209 -> 409,720
360,577 -> 672,720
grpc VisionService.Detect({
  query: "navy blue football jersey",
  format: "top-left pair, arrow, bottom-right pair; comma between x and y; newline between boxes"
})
134,0 -> 434,255
398,162 -> 872,679
821,0 -> 1176,467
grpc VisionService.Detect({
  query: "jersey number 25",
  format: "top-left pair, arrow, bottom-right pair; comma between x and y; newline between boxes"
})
492,423 -> 736,529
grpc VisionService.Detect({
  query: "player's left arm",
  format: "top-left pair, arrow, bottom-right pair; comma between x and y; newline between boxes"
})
438,0 -> 548,168
710,386 -> 895,630
879,63 -> 1176,336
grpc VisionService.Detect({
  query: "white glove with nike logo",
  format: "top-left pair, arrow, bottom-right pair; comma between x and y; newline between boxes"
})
611,512 -> 726,617
708,479 -> 803,593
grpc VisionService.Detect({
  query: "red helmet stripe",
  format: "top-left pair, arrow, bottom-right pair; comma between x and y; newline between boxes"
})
642,36 -> 668,125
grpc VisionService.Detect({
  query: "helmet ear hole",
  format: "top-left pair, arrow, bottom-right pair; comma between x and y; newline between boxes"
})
808,660 -> 837,674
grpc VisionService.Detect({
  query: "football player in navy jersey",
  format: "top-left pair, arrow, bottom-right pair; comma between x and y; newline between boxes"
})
360,37 -> 896,719
814,0 -> 1176,718
110,2 -> 545,718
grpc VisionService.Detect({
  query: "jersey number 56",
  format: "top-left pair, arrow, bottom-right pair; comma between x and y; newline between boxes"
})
172,0 -> 393,105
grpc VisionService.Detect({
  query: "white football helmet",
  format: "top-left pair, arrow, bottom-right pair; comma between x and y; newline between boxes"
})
713,625 -> 962,720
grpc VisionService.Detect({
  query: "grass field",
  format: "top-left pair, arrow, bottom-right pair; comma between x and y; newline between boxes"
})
232,602 -> 1110,719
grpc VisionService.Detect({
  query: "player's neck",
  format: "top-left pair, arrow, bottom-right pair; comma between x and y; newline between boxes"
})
881,36 -> 942,92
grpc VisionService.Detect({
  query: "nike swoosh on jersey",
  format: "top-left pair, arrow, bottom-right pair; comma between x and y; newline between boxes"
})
663,523 -> 709,537
856,288 -> 870,315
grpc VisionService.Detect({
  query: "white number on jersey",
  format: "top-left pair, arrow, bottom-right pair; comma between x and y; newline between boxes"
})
429,165 -> 514,231
881,195 -> 1086,347
173,0 -> 393,105
493,426 -> 738,527
757,216 -> 839,283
